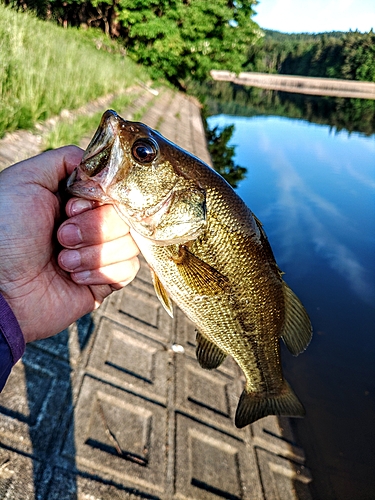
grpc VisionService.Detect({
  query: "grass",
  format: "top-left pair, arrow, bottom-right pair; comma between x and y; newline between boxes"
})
43,93 -> 137,150
43,112 -> 105,151
0,4 -> 150,138
42,88 -> 166,150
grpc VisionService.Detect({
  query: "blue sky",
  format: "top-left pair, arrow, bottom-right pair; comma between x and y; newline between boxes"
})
254,0 -> 375,33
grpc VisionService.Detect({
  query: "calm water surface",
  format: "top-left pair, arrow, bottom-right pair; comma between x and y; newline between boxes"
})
207,114 -> 375,499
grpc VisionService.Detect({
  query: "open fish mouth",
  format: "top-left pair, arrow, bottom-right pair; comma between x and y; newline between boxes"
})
68,160 -> 176,221
67,108 -> 206,244
66,109 -> 121,203
66,166 -> 113,203
82,109 -> 119,165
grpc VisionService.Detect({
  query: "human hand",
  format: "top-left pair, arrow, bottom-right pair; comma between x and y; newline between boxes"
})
0,146 -> 139,343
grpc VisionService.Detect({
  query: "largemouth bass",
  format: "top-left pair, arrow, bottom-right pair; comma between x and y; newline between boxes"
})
67,110 -> 312,428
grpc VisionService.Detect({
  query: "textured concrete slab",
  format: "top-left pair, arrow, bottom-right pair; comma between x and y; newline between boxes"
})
0,87 -> 313,499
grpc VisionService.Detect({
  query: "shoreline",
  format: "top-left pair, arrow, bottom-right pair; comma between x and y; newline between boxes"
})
210,70 -> 375,100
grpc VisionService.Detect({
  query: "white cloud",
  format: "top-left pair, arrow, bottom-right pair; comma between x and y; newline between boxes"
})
260,140 -> 375,304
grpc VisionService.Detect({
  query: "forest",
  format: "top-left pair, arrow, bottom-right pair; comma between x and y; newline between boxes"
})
192,80 -> 375,137
1,1 -> 374,184
246,29 -> 375,82
4,0 -> 374,87
3,0 -> 261,89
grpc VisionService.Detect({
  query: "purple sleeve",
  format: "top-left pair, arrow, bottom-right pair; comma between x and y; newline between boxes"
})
0,294 -> 25,391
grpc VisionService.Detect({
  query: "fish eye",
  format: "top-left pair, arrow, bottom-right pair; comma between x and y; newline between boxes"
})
132,138 -> 158,163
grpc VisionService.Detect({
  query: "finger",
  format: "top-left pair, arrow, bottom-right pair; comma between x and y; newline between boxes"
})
61,146 -> 84,176
65,197 -> 102,217
88,284 -> 114,308
70,256 -> 140,287
58,234 -> 139,272
12,146 -> 84,192
87,284 -> 122,309
58,204 -> 130,249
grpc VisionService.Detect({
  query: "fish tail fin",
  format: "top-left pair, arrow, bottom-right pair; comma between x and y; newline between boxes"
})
235,381 -> 305,428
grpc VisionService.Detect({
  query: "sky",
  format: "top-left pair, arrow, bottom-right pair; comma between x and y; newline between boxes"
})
254,0 -> 375,34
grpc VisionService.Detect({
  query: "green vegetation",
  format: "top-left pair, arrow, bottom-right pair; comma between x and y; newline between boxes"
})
192,80 -> 375,137
206,124 -> 247,188
114,0 -> 260,88
43,89 -> 163,149
5,0 -> 261,89
246,29 -> 375,82
43,111 -> 105,150
0,4 -> 149,138
4,0 -> 374,93
1,2 -> 374,187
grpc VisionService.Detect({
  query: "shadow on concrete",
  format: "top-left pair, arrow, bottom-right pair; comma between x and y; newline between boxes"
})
23,313 -> 94,499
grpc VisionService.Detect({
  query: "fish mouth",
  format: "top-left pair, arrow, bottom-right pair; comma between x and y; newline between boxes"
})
67,109 -> 121,202
66,167 -> 113,203
81,109 -> 119,166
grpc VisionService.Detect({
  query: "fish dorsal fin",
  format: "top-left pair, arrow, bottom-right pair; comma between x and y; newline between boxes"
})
196,332 -> 227,369
172,245 -> 230,295
281,282 -> 312,356
150,267 -> 174,318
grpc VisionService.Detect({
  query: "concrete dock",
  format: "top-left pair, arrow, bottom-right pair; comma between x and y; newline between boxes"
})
0,86 -> 312,499
211,70 -> 375,100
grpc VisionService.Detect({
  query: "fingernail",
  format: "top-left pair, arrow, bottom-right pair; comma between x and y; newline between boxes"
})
59,224 -> 82,246
70,199 -> 95,216
60,250 -> 81,271
73,270 -> 90,282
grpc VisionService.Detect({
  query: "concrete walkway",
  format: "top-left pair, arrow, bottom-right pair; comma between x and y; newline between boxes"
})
211,70 -> 375,100
0,86 -> 312,499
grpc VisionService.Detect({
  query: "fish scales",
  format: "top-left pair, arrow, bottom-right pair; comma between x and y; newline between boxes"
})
137,164 -> 285,386
67,110 -> 313,428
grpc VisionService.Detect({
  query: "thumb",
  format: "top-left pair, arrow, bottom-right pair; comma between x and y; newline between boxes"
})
10,146 -> 84,193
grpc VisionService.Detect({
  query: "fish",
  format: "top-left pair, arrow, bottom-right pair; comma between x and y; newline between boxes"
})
67,109 -> 312,428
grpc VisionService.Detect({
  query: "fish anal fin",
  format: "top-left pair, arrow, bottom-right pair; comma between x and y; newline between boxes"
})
150,267 -> 174,318
172,245 -> 230,295
235,381 -> 305,428
196,331 -> 227,370
281,282 -> 313,356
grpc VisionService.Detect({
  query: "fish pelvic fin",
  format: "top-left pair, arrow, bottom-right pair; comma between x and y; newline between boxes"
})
196,332 -> 227,370
235,381 -> 305,428
281,282 -> 313,356
150,268 -> 174,318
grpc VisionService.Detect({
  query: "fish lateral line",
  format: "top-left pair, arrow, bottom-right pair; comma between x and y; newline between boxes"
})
66,110 -> 314,428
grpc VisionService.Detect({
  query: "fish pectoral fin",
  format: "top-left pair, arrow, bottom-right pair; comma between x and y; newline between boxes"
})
235,381 -> 305,428
196,332 -> 227,370
172,245 -> 229,295
150,268 -> 174,318
281,282 -> 313,356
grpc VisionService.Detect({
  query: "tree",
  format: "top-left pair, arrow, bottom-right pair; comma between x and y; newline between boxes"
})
245,29 -> 375,83
5,0 -> 261,87
341,30 -> 375,82
116,0 -> 260,87
206,124 -> 247,188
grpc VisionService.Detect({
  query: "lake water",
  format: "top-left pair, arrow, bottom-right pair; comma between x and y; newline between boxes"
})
207,112 -> 375,499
